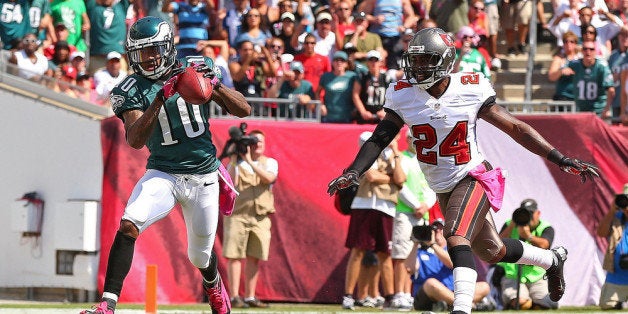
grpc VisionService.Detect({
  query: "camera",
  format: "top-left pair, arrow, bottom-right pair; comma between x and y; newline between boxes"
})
218,122 -> 259,159
512,198 -> 537,226
412,224 -> 434,242
615,194 -> 628,209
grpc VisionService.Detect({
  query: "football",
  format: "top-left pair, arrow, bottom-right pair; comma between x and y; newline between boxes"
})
176,66 -> 213,105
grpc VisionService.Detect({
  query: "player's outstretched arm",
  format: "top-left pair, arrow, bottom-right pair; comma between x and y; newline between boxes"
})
327,110 -> 404,195
479,102 -> 600,182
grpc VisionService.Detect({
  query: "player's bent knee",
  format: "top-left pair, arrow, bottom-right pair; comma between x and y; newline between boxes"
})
188,250 -> 211,269
472,238 -> 505,263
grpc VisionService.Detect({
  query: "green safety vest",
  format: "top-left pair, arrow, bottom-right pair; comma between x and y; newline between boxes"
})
498,219 -> 551,283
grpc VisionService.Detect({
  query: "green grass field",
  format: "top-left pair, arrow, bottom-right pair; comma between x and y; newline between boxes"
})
0,302 -> 620,314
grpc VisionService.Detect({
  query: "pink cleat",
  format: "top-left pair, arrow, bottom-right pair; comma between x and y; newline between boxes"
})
205,276 -> 231,314
79,301 -> 113,314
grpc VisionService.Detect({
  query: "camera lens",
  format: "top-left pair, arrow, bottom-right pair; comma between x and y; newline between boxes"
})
616,194 -> 628,209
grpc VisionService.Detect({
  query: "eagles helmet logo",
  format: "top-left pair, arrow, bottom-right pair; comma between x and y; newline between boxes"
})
110,95 -> 125,112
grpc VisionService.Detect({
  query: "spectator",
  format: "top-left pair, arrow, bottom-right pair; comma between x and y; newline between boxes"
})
428,0 -> 468,34
497,199 -> 559,310
270,0 -> 296,33
0,0 -> 31,50
50,0 -> 91,52
263,36 -> 288,90
549,6 -> 623,58
274,12 -> 298,55
341,131 -> 404,310
8,33 -> 48,82
43,23 -> 77,60
387,27 -> 415,82
53,64 -> 78,98
358,0 -> 417,69
405,219 -> 495,312
234,8 -> 272,48
482,0 -> 501,69
218,0 -> 250,47
294,12 -> 336,58
342,11 -> 386,63
316,51 -> 358,123
196,39 -> 234,89
294,33 -> 331,92
332,0 -> 357,50
468,0 -> 489,41
596,184 -> 628,310
343,42 -> 369,80
224,129 -> 278,309
266,61 -> 316,117
548,31 -> 581,102
86,0 -> 129,73
453,26 -> 491,80
567,39 -> 614,117
229,40 -> 275,115
389,128 -> 437,310
607,28 -> 628,120
352,50 -> 390,124
70,51 -> 88,77
28,0 -> 54,45
503,0 -> 533,56
93,51 -> 127,105
45,40 -> 71,76
75,73 -> 95,103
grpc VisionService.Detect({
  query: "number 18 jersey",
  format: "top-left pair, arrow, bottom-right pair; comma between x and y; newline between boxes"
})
384,72 -> 496,193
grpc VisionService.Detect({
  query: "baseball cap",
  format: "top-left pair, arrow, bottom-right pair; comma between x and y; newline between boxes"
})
290,61 -> 304,73
107,51 -> 122,61
366,50 -> 382,61
316,12 -> 332,22
343,42 -> 358,53
518,198 -> 538,212
70,51 -> 85,60
61,65 -> 77,80
281,12 -> 295,22
333,50 -> 348,61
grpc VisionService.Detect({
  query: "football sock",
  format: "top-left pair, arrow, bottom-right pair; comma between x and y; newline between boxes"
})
500,238 -> 524,262
200,251 -> 219,286
515,240 -> 555,269
449,245 -> 476,314
103,231 -> 136,300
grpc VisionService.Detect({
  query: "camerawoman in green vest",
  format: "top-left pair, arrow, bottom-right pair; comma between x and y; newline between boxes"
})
497,199 -> 559,310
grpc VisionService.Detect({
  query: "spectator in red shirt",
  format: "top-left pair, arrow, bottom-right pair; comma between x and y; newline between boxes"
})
294,33 -> 332,92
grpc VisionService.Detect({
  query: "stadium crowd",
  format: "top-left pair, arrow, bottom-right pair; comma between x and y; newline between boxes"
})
1,0 -> 627,124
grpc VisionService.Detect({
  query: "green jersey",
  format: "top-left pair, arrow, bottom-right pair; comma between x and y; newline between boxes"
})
85,0 -> 129,55
0,0 -> 30,49
50,0 -> 87,51
28,0 -> 51,39
568,58 -> 614,114
110,57 -> 220,175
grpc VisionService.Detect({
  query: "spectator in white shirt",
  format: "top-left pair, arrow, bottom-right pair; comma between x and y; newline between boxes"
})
93,51 -> 128,105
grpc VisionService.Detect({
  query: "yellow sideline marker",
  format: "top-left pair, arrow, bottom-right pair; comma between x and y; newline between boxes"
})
146,264 -> 157,313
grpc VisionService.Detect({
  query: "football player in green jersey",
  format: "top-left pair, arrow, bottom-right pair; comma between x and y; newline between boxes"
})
81,16 -> 249,314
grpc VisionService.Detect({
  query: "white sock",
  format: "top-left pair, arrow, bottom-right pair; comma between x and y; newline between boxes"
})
516,241 -> 555,270
102,292 -> 118,302
453,267 -> 476,314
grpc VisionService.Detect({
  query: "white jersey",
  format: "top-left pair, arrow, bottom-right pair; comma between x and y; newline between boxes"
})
384,72 -> 497,193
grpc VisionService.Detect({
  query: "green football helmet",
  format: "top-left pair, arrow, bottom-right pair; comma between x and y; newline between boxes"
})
126,16 -> 177,80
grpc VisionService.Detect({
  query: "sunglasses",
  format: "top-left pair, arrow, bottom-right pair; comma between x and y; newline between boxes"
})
582,47 -> 595,51
270,44 -> 283,49
462,35 -> 474,39
564,40 -> 577,44
584,29 -> 596,34
22,38 -> 39,43
304,41 -> 316,45
333,58 -> 347,62
247,14 -> 260,17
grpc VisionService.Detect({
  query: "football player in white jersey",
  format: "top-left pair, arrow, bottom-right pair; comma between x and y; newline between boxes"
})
328,27 -> 599,314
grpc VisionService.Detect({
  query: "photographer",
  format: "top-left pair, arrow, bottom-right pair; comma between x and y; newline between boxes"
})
497,199 -> 558,310
223,129 -> 278,309
596,184 -> 628,310
405,219 -> 494,312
